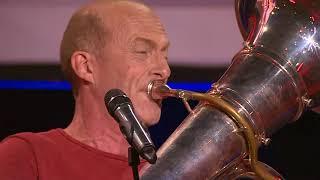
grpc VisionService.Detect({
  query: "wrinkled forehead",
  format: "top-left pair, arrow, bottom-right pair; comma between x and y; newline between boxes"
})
102,4 -> 169,46
126,14 -> 168,42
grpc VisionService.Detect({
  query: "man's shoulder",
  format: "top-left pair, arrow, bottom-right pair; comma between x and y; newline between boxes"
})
0,132 -> 41,179
1,129 -> 63,152
3,128 -> 59,141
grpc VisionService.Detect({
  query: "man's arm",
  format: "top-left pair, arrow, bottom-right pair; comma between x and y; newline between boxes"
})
0,136 -> 38,180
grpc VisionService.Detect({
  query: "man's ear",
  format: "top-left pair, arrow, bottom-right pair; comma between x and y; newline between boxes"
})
70,51 -> 95,83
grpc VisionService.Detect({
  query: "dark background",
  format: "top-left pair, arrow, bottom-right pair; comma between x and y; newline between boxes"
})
0,65 -> 319,179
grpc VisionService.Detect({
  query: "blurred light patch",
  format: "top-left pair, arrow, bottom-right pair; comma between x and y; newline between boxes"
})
0,80 -> 71,91
0,80 -> 212,92
167,82 -> 212,91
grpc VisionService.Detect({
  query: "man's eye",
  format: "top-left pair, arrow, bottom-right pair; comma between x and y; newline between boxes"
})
136,50 -> 148,54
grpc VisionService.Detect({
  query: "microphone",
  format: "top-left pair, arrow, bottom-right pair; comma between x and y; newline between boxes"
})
104,89 -> 157,164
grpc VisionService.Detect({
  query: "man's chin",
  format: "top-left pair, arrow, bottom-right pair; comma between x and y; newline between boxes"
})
135,96 -> 162,126
140,113 -> 161,127
143,119 -> 160,127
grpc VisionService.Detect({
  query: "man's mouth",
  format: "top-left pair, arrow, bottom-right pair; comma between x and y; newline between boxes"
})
145,90 -> 162,107
145,79 -> 167,107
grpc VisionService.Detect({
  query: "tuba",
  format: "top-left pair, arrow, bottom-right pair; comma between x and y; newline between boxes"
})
141,0 -> 320,179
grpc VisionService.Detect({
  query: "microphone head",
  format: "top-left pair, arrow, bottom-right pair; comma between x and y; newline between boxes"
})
141,145 -> 157,164
104,89 -> 132,117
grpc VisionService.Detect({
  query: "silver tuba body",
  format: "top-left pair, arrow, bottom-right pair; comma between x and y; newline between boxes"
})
141,0 -> 320,179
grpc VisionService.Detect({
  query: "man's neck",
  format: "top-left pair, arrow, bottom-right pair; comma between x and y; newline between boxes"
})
64,94 -> 129,158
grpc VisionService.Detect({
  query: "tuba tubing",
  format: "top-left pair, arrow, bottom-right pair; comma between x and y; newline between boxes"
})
146,81 -> 281,180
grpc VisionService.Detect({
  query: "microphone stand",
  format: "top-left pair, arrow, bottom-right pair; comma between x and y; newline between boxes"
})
128,147 -> 140,180
125,120 -> 140,180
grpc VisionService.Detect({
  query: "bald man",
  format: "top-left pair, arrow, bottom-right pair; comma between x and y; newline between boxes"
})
0,1 -> 170,179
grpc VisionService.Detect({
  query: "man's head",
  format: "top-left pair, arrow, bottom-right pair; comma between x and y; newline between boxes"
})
60,0 -> 171,126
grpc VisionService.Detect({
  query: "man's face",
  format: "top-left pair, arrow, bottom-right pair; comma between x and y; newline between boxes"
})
95,12 -> 171,127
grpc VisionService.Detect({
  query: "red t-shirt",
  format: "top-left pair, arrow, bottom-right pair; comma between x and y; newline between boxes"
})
0,129 -> 146,180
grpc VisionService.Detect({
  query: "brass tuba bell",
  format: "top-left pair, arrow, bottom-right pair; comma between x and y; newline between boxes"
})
141,0 -> 320,179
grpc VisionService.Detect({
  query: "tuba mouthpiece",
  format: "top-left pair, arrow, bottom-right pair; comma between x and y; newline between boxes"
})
147,80 -> 173,100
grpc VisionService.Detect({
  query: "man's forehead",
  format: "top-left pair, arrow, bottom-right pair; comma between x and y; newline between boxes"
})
108,8 -> 168,42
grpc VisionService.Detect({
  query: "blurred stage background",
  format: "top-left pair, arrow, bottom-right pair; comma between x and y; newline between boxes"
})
0,0 -> 319,179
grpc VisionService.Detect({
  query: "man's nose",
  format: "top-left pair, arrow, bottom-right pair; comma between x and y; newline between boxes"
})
153,59 -> 171,80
